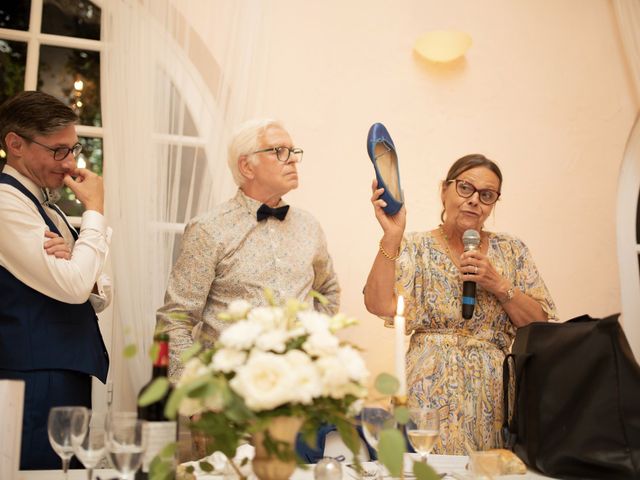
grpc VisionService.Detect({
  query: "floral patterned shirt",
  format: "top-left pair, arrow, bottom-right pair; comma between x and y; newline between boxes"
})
157,189 -> 340,380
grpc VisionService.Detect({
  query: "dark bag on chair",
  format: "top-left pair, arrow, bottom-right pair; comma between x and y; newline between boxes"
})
503,314 -> 640,479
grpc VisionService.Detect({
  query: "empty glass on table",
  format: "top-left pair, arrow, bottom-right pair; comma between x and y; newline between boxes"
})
361,404 -> 396,479
48,406 -> 89,479
71,409 -> 106,480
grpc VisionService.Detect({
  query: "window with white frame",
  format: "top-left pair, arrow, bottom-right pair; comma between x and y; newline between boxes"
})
1,1 -> 213,266
0,0 -> 102,218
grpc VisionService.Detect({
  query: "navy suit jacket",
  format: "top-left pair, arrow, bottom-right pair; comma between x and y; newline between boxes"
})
0,173 -> 109,381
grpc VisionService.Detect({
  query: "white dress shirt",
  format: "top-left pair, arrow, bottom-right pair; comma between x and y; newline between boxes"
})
0,165 -> 112,311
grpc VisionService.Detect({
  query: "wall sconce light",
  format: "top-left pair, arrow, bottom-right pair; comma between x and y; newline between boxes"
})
414,30 -> 472,63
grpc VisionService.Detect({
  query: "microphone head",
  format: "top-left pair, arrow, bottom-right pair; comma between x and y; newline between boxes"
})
462,229 -> 481,250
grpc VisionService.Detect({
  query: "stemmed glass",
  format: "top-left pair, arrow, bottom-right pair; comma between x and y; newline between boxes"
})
406,407 -> 440,464
361,405 -> 396,478
105,415 -> 147,480
72,410 -> 106,480
48,406 -> 89,479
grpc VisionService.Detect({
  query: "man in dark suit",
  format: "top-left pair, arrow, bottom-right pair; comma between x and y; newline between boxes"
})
0,91 -> 110,469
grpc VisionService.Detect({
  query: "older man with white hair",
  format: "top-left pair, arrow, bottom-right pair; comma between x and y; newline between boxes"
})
156,119 -> 340,379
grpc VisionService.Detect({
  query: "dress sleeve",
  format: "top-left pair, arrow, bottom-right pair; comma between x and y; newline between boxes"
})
512,237 -> 558,321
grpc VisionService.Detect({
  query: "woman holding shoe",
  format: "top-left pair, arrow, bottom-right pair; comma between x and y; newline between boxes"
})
364,152 -> 557,454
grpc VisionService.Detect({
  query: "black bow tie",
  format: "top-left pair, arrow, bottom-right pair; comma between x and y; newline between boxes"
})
257,203 -> 289,222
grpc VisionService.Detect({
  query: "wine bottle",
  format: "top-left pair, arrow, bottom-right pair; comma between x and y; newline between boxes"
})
136,333 -> 176,480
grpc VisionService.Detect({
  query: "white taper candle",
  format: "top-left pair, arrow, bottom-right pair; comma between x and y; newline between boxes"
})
394,295 -> 407,397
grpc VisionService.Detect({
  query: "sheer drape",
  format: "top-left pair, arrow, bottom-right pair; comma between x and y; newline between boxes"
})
101,0 -> 266,396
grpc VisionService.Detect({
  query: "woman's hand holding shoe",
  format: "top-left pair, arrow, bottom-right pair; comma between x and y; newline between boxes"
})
371,179 -> 406,245
365,178 -> 407,316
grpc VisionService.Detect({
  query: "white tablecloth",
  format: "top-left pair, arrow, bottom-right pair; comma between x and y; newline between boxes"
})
18,454 -> 557,479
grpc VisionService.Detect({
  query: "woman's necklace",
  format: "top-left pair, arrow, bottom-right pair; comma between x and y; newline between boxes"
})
438,224 -> 482,268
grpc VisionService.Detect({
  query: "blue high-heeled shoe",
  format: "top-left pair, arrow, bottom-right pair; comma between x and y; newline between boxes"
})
367,122 -> 403,215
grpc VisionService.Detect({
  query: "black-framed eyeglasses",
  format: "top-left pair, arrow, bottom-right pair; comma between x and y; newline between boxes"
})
251,146 -> 304,163
20,134 -> 82,161
448,179 -> 501,205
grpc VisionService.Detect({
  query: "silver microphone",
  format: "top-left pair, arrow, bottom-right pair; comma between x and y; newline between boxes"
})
463,229 -> 481,252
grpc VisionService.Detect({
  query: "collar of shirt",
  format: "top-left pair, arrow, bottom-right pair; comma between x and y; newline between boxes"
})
234,188 -> 289,218
2,165 -> 48,204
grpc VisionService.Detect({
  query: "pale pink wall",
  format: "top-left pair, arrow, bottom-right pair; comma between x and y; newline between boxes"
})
185,0 -> 638,382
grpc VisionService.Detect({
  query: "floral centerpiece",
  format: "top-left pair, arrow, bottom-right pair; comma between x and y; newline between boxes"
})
144,291 -> 369,480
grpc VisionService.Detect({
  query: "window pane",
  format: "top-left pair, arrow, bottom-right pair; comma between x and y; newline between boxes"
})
41,0 -> 100,40
155,77 -> 198,136
55,136 -> 102,216
38,45 -> 101,127
166,145 -> 210,224
183,106 -> 198,137
0,39 -> 27,105
0,1 -> 31,31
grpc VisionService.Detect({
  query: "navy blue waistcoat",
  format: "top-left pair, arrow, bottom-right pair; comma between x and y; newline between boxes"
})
0,173 -> 109,382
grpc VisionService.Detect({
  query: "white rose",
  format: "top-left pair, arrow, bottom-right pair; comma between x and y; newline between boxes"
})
230,351 -> 294,411
247,306 -> 285,330
212,348 -> 247,373
297,310 -> 331,335
285,350 -> 322,404
177,357 -> 209,386
332,382 -> 368,400
316,355 -> 350,397
203,389 -> 226,412
286,326 -> 306,340
328,313 -> 358,332
255,329 -> 288,353
219,320 -> 262,350
303,330 -> 339,357
337,345 -> 369,382
178,397 -> 204,417
227,299 -> 253,320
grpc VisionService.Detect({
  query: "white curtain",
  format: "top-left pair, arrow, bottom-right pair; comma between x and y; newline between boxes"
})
101,0 -> 267,400
613,0 -> 640,360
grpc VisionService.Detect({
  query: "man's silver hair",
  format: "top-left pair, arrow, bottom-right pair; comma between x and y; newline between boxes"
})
228,118 -> 285,186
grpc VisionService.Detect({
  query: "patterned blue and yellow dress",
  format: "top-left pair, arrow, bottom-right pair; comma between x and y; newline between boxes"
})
390,230 -> 557,454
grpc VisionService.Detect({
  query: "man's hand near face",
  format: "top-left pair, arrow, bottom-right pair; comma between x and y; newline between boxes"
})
63,168 -> 104,214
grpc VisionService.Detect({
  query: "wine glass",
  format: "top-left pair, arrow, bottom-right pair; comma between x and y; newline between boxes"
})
361,405 -> 396,478
48,406 -> 89,479
406,407 -> 440,464
72,410 -> 106,480
106,415 -> 147,480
